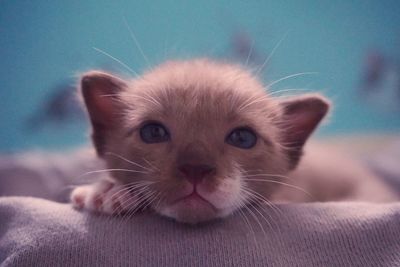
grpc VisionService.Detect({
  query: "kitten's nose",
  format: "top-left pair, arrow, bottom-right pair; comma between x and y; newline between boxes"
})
178,164 -> 216,185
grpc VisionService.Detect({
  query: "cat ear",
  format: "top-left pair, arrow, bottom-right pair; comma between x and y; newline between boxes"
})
279,94 -> 330,169
80,71 -> 127,156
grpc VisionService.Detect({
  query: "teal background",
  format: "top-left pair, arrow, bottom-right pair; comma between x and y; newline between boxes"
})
1,1 -> 399,152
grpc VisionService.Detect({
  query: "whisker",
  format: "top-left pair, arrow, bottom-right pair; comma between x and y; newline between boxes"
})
105,181 -> 156,207
142,157 -> 160,171
254,32 -> 288,77
98,94 -> 132,108
248,199 -> 278,229
245,40 -> 255,67
242,202 -> 266,239
238,95 -> 270,111
92,47 -> 139,76
267,72 -> 318,88
127,185 -> 155,208
242,172 -> 295,182
234,201 -> 256,243
118,185 -> 153,213
131,190 -> 156,214
248,199 -> 284,243
142,91 -> 162,107
102,182 -> 155,225
123,16 -> 152,69
75,168 -> 148,180
104,152 -> 152,171
116,186 -> 154,225
241,187 -> 283,216
243,178 -> 313,199
124,93 -> 162,107
268,88 -> 308,97
237,94 -> 260,110
153,188 -> 168,211
141,191 -> 160,211
121,189 -> 156,224
240,188 -> 285,241
246,200 -> 273,235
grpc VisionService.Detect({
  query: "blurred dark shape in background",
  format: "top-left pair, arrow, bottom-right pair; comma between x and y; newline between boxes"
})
359,49 -> 400,111
361,50 -> 386,92
230,30 -> 263,66
25,62 -> 119,133
26,81 -> 84,131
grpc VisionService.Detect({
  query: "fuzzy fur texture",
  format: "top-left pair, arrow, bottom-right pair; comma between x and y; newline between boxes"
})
71,59 -> 397,224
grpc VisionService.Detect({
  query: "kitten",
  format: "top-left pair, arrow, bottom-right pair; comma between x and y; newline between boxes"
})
71,59 -> 397,224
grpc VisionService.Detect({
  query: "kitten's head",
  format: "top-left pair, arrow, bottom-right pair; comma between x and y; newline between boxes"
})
80,59 -> 329,223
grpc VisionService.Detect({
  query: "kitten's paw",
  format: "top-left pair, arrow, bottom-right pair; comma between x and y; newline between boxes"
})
71,180 -> 138,215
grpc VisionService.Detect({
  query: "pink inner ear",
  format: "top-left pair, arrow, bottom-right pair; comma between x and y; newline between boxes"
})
287,106 -> 325,142
81,72 -> 126,129
282,96 -> 329,141
80,71 -> 127,156
280,95 -> 330,167
89,91 -> 118,126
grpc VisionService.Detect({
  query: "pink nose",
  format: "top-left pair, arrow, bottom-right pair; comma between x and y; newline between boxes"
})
178,164 -> 216,184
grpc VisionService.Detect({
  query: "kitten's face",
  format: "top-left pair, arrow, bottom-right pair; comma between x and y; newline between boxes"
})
81,59 -> 329,223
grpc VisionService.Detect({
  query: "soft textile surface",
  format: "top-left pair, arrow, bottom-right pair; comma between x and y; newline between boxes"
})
1,139 -> 400,266
0,148 -> 101,202
1,197 -> 399,267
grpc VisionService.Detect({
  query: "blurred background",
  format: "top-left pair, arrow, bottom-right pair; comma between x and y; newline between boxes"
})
1,0 -> 400,153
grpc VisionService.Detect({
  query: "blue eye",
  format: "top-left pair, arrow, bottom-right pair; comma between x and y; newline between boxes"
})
226,127 -> 257,149
140,123 -> 170,143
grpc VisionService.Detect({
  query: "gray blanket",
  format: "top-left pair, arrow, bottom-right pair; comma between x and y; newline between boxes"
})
1,197 -> 399,267
1,141 -> 400,267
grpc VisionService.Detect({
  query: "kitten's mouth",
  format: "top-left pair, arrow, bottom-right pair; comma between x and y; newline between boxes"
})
172,190 -> 217,211
173,190 -> 209,204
